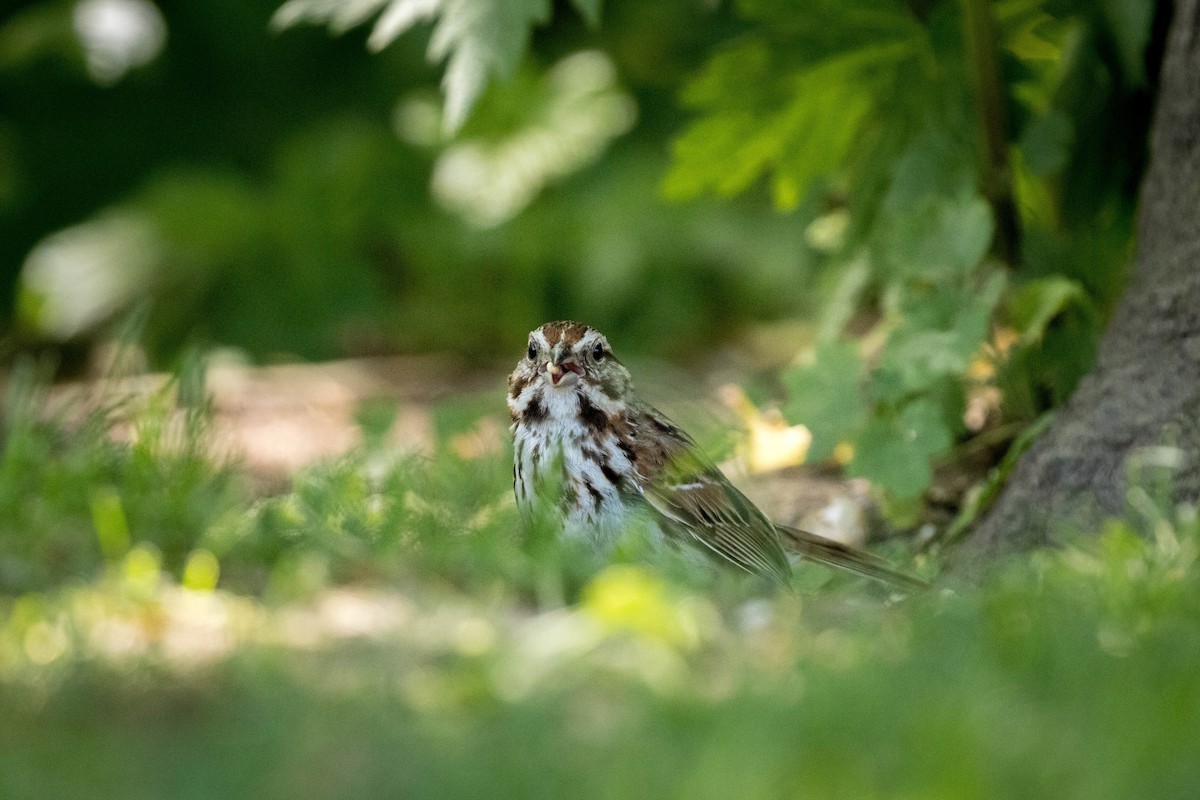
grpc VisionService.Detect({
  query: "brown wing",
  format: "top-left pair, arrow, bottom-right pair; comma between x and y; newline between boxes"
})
629,407 -> 791,584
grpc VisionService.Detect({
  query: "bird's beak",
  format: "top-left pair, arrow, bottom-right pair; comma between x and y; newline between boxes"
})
542,344 -> 581,387
544,362 -> 581,387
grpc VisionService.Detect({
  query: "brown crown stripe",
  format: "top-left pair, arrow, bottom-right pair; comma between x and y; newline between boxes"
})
540,320 -> 591,346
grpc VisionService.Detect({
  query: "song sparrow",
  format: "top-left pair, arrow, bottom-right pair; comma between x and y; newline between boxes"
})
508,320 -> 926,589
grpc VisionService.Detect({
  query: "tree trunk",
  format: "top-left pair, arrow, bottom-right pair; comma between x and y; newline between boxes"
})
958,0 -> 1200,568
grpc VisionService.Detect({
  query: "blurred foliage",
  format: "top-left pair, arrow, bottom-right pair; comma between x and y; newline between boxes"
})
0,364 -> 780,601
0,0 -> 1163,511
659,0 -> 1157,513
0,2 -> 1187,790
0,360 -> 244,593
272,0 -> 602,132
2,385 -> 1200,798
0,0 -> 815,368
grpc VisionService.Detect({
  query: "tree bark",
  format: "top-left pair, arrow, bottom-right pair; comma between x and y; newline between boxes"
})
958,0 -> 1200,568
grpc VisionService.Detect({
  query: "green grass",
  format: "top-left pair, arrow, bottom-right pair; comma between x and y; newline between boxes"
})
2,375 -> 1199,799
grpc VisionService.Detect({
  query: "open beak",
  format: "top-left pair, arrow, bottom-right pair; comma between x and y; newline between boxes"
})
543,361 -> 583,387
541,346 -> 583,387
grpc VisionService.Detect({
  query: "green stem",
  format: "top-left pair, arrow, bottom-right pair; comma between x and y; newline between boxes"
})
961,0 -> 1020,267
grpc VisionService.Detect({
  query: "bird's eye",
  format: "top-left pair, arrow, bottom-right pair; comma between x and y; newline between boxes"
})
527,343 -> 537,360
591,343 -> 605,361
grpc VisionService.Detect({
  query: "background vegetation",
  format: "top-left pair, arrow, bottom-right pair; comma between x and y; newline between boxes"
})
1,0 -> 1160,505
3,0 -> 1196,796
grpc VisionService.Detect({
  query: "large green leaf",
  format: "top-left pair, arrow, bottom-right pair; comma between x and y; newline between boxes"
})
872,271 -> 1006,398
664,15 -> 921,208
881,132 -> 978,211
873,192 -> 995,280
1018,111 -> 1074,176
1005,275 -> 1095,345
848,398 -> 952,499
1099,0 -> 1156,87
781,341 -> 868,461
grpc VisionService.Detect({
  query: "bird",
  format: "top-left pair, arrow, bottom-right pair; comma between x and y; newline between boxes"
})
507,320 -> 927,590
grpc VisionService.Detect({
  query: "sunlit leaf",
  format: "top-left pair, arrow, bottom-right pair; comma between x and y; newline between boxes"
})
581,565 -> 701,647
182,549 -> 221,591
273,0 -> 574,133
90,488 -> 131,561
430,51 -> 636,227
17,212 -> 164,340
664,26 -> 919,205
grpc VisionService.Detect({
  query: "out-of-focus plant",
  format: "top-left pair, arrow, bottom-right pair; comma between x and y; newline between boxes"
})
259,0 -> 1156,516
4,461 -> 1200,798
421,50 -> 637,228
0,360 -> 244,593
5,0 -> 817,364
664,0 -> 1153,517
3,0 -> 1159,519
272,0 -> 602,133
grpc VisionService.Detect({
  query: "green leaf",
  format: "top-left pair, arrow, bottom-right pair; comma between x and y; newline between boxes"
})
664,27 -> 919,206
848,399 -> 952,498
873,271 -> 1006,396
881,132 -> 977,211
1100,0 -> 1156,87
849,418 -> 929,498
1018,111 -> 1074,176
896,397 -> 954,456
874,192 -> 994,280
873,330 -> 973,399
1005,276 -> 1094,345
781,342 -> 868,461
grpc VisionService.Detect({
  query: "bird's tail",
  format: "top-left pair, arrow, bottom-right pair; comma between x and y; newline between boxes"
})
775,525 -> 929,591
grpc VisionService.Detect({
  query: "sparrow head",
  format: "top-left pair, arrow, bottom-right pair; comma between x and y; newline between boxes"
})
511,320 -> 632,399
